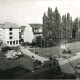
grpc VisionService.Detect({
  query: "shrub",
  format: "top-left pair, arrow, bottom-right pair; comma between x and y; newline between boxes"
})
62,48 -> 71,54
1,46 -> 19,52
21,42 -> 31,46
33,60 -> 42,68
1,46 -> 11,52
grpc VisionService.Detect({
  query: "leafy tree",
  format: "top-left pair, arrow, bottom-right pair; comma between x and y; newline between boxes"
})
32,36 -> 44,47
66,13 -> 73,42
61,15 -> 67,42
72,17 -> 79,41
42,7 -> 80,47
43,12 -> 48,47
53,7 -> 61,43
43,7 -> 61,47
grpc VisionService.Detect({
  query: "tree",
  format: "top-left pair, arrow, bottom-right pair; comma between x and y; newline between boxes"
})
43,7 -> 61,47
43,12 -> 48,47
53,7 -> 61,43
32,36 -> 44,47
61,13 -> 73,43
72,17 -> 79,41
66,13 -> 73,42
61,15 -> 67,42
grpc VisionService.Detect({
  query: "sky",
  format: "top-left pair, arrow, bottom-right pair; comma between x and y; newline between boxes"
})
0,0 -> 80,26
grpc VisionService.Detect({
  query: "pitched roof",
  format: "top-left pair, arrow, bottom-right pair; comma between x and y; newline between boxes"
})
20,26 -> 26,28
2,22 -> 20,29
29,24 -> 42,29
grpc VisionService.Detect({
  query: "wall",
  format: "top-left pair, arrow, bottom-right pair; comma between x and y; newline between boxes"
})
24,24 -> 34,43
0,28 -> 3,41
2,28 -> 20,46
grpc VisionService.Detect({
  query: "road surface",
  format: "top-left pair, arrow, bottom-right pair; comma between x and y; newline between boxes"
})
59,52 -> 80,74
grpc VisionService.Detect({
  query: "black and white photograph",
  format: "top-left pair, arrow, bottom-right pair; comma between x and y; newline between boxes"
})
0,0 -> 80,79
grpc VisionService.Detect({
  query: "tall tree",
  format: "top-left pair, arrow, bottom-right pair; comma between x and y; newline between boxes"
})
66,13 -> 72,42
53,7 -> 61,44
43,12 -> 48,47
72,17 -> 79,41
61,15 -> 67,42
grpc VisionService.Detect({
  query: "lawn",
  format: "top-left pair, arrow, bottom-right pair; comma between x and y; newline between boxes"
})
29,47 -> 60,58
0,51 -> 34,71
29,41 -> 80,58
0,41 -> 80,79
66,42 -> 80,54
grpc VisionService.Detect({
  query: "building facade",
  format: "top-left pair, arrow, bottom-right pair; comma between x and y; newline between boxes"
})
20,26 -> 26,42
29,24 -> 42,37
0,24 -> 3,43
0,22 -> 21,46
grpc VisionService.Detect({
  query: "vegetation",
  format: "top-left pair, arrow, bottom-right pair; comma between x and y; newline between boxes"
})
32,36 -> 44,47
21,42 -> 32,46
1,46 -> 12,52
42,7 -> 80,47
1,46 -> 19,52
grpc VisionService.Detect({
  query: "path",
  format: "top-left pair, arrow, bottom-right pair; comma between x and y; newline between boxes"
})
19,46 -> 49,63
59,52 -> 80,66
58,52 -> 80,74
19,46 -> 80,74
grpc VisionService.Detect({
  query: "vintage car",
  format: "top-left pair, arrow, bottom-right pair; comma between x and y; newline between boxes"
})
5,50 -> 23,60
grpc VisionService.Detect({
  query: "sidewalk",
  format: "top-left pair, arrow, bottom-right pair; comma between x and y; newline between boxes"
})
59,52 -> 80,66
20,46 -> 80,67
20,46 -> 49,63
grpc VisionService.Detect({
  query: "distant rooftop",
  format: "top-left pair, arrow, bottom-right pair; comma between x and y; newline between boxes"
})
29,24 -> 42,29
20,26 -> 26,28
2,22 -> 20,29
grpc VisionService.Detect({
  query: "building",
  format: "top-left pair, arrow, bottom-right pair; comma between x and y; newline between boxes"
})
0,24 -> 3,43
20,26 -> 26,42
29,24 -> 42,37
24,24 -> 34,43
0,22 -> 21,46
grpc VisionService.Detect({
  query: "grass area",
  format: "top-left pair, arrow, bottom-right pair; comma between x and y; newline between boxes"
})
0,41 -> 80,79
66,42 -> 80,54
29,41 -> 80,58
29,47 -> 60,58
0,51 -> 34,71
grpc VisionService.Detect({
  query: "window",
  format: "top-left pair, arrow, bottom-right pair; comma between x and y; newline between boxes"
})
9,36 -> 12,39
19,40 -> 21,44
34,29 -> 38,32
9,32 -> 12,35
13,41 -> 15,44
7,41 -> 9,44
10,41 -> 12,45
16,40 -> 18,44
9,28 -> 12,31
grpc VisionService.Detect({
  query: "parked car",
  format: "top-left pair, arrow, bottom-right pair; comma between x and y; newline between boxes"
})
15,51 -> 23,57
75,63 -> 80,69
5,50 -> 23,60
5,53 -> 18,60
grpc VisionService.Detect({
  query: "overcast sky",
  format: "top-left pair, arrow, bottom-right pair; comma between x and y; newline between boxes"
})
0,0 -> 80,26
